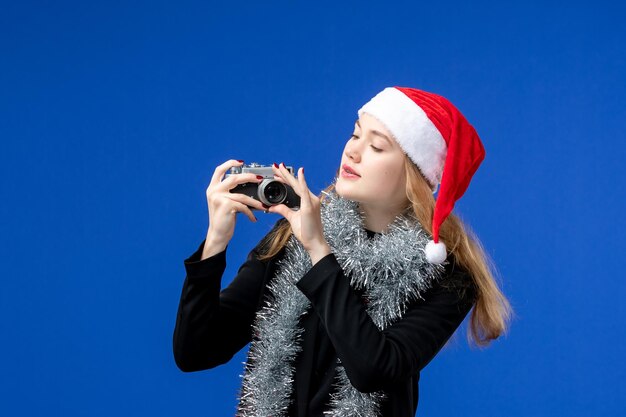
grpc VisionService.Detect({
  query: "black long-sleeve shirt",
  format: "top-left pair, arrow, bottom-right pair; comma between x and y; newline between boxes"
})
173,220 -> 477,416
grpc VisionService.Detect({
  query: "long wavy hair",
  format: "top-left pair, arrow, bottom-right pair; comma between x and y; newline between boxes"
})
257,156 -> 513,347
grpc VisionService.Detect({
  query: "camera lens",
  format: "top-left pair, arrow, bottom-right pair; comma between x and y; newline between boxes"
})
264,182 -> 287,203
259,180 -> 287,205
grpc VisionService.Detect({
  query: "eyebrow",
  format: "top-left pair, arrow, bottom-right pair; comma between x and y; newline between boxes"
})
355,120 -> 393,145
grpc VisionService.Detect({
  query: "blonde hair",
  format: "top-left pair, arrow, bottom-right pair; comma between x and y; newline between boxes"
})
257,156 -> 513,347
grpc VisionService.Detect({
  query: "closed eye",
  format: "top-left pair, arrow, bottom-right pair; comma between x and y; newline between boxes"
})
350,134 -> 383,152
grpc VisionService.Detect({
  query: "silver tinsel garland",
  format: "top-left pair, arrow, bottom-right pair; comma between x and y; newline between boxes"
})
235,190 -> 447,417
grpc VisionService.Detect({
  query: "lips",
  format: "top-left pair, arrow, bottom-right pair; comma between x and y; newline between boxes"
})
342,164 -> 360,177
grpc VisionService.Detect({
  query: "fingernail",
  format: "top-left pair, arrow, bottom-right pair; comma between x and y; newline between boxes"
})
273,162 -> 279,168
237,160 -> 244,163
280,162 -> 284,167
262,203 -> 270,209
256,175 -> 263,180
302,167 -> 305,174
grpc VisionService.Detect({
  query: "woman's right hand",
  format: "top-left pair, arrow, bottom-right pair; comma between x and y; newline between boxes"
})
205,159 -> 266,247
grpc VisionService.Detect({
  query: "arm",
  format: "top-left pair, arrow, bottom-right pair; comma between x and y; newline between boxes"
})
172,224 -> 281,372
173,158 -> 282,372
295,252 -> 476,393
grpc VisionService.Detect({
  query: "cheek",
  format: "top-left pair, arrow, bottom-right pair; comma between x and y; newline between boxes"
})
378,159 -> 402,177
378,164 -> 405,186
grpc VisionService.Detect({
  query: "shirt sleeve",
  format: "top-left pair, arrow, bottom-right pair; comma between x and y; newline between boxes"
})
295,252 -> 477,393
172,222 -> 284,372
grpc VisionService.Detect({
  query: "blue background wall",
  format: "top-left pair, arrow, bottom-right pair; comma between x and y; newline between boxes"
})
1,1 -> 624,415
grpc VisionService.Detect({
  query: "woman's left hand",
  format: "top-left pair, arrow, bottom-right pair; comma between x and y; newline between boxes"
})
267,163 -> 331,264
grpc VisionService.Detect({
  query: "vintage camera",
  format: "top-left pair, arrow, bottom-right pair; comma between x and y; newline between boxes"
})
225,162 -> 301,210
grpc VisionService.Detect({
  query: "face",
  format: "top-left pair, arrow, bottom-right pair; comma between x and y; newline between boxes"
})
335,112 -> 409,211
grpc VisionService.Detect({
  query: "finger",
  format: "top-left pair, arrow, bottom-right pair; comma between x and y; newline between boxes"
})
271,175 -> 288,184
299,166 -> 319,201
273,162 -> 299,189
296,167 -> 312,209
228,200 -> 258,223
267,203 -> 291,221
293,166 -> 317,208
210,159 -> 244,187
218,173 -> 263,192
274,163 -> 306,200
272,175 -> 305,201
224,192 -> 266,211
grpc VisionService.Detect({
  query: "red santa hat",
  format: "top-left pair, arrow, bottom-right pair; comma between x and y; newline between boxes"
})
357,86 -> 486,264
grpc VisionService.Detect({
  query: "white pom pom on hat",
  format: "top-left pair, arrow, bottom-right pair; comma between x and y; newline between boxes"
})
425,240 -> 448,264
357,87 -> 486,264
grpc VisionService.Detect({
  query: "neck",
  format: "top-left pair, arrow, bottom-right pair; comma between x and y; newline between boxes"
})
358,201 -> 408,233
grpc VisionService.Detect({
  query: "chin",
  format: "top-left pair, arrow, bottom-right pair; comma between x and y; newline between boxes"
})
335,184 -> 348,199
335,184 -> 362,202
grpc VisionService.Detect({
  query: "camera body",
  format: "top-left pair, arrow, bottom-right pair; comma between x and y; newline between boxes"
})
225,162 -> 301,210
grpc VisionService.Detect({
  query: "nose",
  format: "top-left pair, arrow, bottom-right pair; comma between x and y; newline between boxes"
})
345,139 -> 361,163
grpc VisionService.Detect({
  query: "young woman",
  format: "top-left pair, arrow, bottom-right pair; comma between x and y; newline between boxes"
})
173,86 -> 513,417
